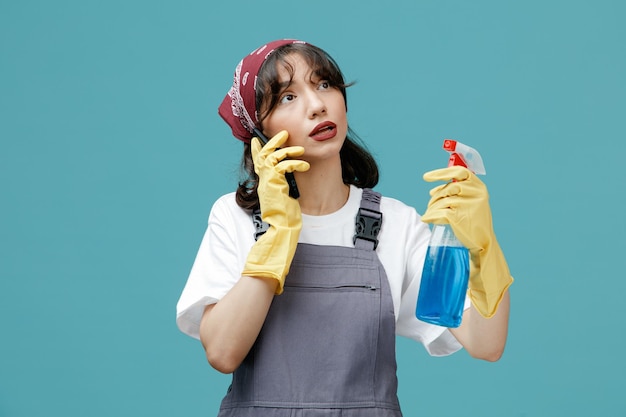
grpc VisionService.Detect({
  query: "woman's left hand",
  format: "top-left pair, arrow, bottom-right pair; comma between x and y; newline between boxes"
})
421,166 -> 491,252
421,166 -> 513,318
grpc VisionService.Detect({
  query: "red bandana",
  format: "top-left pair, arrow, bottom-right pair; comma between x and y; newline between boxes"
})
218,39 -> 306,143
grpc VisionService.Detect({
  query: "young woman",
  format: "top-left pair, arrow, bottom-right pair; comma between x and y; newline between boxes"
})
176,39 -> 512,417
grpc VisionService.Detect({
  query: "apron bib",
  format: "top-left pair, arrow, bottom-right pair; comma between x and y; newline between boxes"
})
218,190 -> 402,417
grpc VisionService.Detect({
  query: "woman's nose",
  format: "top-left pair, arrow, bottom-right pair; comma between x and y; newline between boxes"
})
306,91 -> 326,118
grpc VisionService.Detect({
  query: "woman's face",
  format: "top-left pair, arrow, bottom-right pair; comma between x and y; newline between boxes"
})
260,53 -> 347,163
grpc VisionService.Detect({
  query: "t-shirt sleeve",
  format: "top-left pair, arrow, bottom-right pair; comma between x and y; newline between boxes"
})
175,196 -> 250,339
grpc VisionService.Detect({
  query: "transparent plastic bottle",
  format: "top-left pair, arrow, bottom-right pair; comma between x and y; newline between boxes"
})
416,224 -> 469,328
415,139 -> 485,328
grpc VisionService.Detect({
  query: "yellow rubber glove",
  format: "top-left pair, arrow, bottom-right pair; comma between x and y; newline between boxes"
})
242,130 -> 310,294
421,166 -> 513,318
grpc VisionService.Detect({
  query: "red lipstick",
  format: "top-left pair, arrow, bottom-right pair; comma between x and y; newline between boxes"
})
309,121 -> 337,141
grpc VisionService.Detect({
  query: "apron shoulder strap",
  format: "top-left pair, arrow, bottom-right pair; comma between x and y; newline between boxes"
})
353,188 -> 383,250
251,207 -> 269,241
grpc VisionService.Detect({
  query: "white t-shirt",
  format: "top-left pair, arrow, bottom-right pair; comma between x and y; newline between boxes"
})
176,185 -> 466,356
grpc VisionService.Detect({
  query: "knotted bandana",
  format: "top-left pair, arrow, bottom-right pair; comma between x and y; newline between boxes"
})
218,39 -> 306,143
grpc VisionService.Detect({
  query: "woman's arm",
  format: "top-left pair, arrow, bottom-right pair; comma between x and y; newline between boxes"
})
449,290 -> 510,361
421,166 -> 513,360
201,132 -> 309,374
199,275 -> 278,374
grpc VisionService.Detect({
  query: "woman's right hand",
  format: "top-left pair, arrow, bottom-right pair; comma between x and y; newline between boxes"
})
200,131 -> 310,373
242,130 -> 310,294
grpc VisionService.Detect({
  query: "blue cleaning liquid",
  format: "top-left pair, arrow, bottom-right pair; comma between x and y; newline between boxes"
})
416,245 -> 469,328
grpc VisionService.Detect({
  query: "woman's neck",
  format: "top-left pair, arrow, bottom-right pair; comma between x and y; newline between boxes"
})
293,161 -> 349,216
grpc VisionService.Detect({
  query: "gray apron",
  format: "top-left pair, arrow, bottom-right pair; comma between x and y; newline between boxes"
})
218,190 -> 402,417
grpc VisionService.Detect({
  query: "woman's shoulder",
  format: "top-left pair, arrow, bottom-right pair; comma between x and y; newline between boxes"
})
350,186 -> 419,219
350,187 -> 422,232
212,191 -> 237,208
378,192 -> 420,219
209,192 -> 253,223
211,192 -> 248,211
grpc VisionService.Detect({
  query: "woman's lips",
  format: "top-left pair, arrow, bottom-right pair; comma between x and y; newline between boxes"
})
309,121 -> 337,141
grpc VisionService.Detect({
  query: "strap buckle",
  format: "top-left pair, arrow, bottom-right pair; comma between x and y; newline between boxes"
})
252,208 -> 269,241
353,207 -> 383,249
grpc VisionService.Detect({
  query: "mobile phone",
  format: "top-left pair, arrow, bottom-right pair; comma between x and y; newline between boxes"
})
253,128 -> 300,199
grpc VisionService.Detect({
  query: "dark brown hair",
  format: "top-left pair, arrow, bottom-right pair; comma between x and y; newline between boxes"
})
235,43 -> 379,210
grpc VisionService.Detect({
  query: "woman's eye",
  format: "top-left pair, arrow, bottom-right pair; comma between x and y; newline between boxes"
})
318,81 -> 330,90
279,94 -> 295,104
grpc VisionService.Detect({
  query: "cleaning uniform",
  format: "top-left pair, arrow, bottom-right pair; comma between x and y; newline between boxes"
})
176,186 -> 468,414
217,190 -> 398,416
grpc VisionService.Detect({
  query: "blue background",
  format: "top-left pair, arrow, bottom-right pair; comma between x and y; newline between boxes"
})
1,0 -> 625,416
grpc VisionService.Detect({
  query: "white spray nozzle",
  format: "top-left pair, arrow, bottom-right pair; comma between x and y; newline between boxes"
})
443,139 -> 486,175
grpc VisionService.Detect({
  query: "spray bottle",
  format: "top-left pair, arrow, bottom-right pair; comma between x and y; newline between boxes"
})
415,139 -> 486,328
